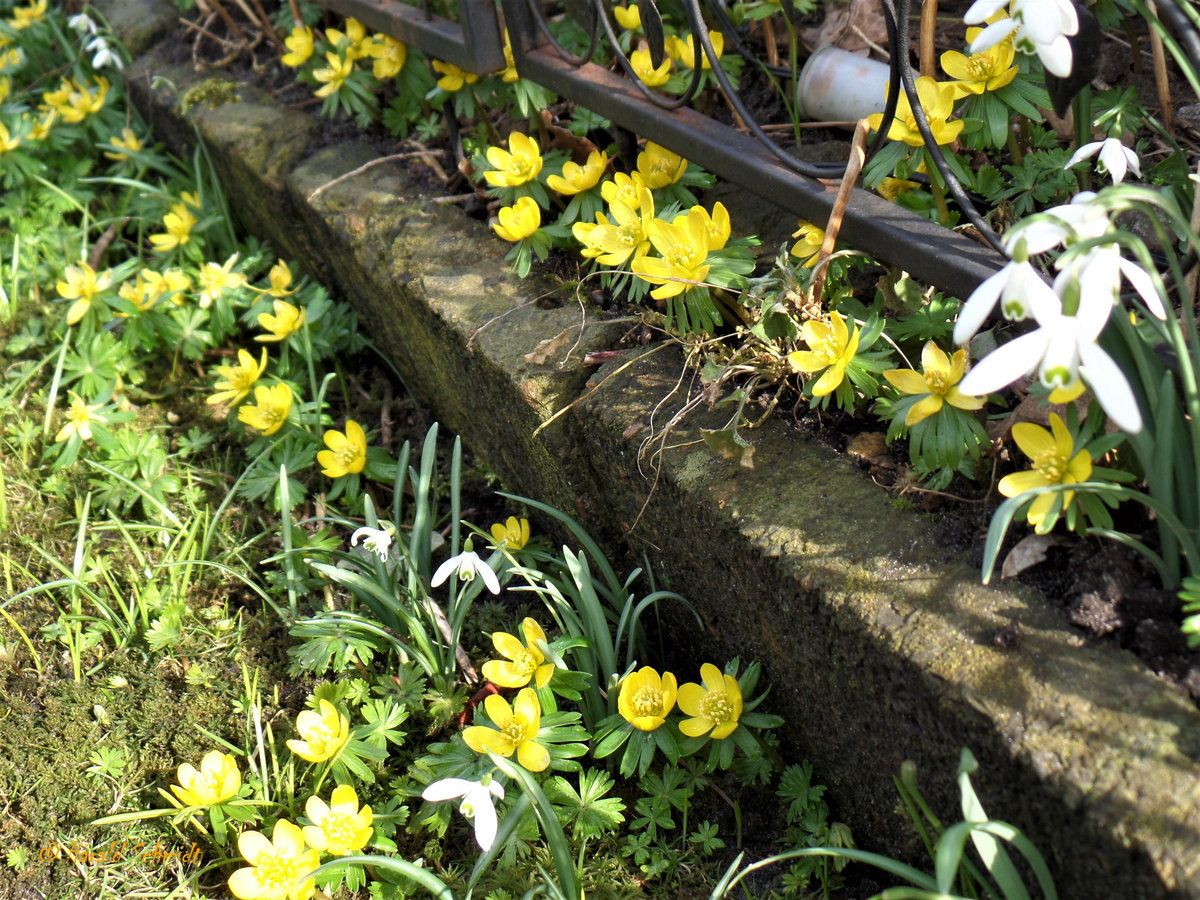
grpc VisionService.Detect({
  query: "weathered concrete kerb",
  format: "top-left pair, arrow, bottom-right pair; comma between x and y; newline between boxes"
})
122,13 -> 1200,896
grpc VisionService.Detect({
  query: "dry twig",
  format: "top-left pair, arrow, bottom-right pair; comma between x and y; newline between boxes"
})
810,117 -> 870,302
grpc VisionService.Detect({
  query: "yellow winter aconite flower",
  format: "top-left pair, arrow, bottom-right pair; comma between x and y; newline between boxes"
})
876,176 -> 920,201
208,348 -> 269,407
104,126 -> 144,161
313,52 -> 353,98
574,178 -> 654,265
492,196 -> 541,242
485,131 -> 543,188
49,76 -> 108,123
489,516 -> 530,550
256,299 -> 306,342
432,59 -> 479,92
883,341 -> 984,426
55,395 -> 106,443
286,699 -> 350,763
28,112 -> 54,141
280,25 -> 314,68
302,785 -> 373,856
631,208 -> 712,299
228,820 -> 319,900
463,688 -> 550,772
0,122 -> 18,155
144,267 -> 191,305
264,260 -> 295,297
789,220 -> 825,267
787,310 -> 860,397
548,150 -> 608,195
198,257 -> 247,308
600,171 -> 646,209
9,0 -> 47,30
238,383 -> 293,436
614,4 -> 641,30
630,47 -> 671,87
866,75 -> 963,147
149,200 -> 198,253
58,262 -> 113,325
677,663 -> 742,739
169,751 -> 241,807
998,413 -> 1092,532
618,666 -> 677,732
325,17 -> 368,59
682,201 -> 730,251
636,142 -> 687,189
116,272 -> 165,316
368,34 -> 407,79
499,32 -> 520,83
666,31 -> 723,69
941,37 -> 1018,97
318,420 -> 368,478
481,617 -> 555,689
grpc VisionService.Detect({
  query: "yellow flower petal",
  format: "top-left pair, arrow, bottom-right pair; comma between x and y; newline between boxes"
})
905,393 -> 944,426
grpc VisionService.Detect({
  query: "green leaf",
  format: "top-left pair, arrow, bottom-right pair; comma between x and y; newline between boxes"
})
546,769 -> 625,841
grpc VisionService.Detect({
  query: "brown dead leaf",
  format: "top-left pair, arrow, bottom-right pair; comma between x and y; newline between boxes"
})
540,110 -> 600,163
846,431 -> 894,468
523,329 -> 571,366
1001,533 -> 1073,579
803,0 -> 889,55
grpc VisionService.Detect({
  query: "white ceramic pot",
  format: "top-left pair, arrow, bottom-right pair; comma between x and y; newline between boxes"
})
796,46 -> 891,124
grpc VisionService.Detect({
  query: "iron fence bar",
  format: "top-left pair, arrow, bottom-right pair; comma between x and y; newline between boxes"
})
320,0 -> 504,74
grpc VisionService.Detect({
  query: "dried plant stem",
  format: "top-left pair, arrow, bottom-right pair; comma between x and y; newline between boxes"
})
248,0 -> 285,48
181,15 -> 227,48
198,0 -> 247,41
762,15 -> 780,68
426,598 -> 478,683
306,151 -> 447,202
87,218 -> 127,270
811,117 -> 870,302
919,0 -> 938,79
1147,1 -> 1175,133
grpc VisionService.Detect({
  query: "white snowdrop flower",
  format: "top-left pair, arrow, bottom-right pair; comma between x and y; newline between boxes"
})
960,270 -> 1142,433
1012,191 -> 1111,256
1060,244 -> 1165,319
431,546 -> 501,594
954,254 -> 1059,345
965,0 -> 1078,78
963,0 -> 1009,23
1011,0 -> 1078,77
422,777 -> 505,851
1064,137 -> 1141,184
68,14 -> 97,35
87,36 -> 123,71
966,0 -> 1020,55
350,524 -> 394,560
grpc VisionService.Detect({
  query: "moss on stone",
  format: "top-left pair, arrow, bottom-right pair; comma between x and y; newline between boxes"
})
180,78 -> 240,115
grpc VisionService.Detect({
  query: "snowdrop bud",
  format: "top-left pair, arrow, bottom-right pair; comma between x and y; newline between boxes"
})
68,14 -> 97,34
